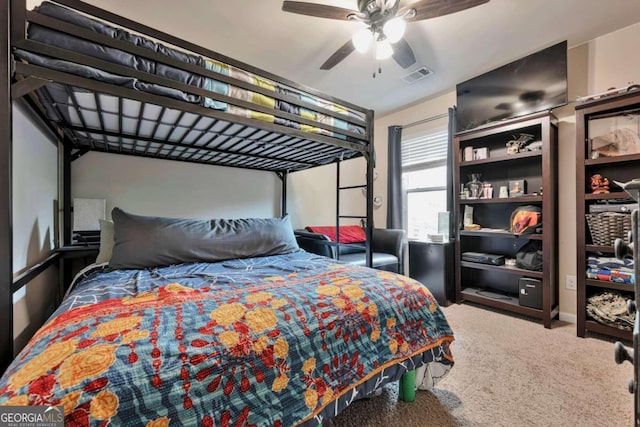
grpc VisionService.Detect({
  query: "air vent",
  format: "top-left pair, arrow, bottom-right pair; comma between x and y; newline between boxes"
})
402,66 -> 434,84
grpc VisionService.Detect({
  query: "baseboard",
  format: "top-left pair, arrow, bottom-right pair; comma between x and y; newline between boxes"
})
559,312 -> 577,324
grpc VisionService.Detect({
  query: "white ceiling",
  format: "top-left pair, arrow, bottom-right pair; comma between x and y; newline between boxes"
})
83,0 -> 640,116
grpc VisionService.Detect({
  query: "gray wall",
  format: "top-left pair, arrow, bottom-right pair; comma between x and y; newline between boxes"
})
12,101 -> 58,354
72,152 -> 281,220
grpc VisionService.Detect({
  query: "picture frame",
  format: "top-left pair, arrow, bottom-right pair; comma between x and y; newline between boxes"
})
463,146 -> 474,162
508,179 -> 526,197
473,147 -> 488,160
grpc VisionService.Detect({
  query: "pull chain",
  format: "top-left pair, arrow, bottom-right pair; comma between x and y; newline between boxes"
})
372,41 -> 383,78
372,41 -> 377,78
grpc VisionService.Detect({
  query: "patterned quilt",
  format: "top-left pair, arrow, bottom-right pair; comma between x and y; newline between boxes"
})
0,251 -> 454,426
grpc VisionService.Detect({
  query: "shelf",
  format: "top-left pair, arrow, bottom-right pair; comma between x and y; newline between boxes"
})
576,90 -> 640,341
584,191 -> 630,200
56,245 -> 100,259
459,195 -> 542,204
460,287 -> 543,318
585,244 -> 615,253
584,153 -> 640,166
585,320 -> 632,342
460,230 -> 542,240
460,261 -> 544,278
57,244 -> 100,252
585,278 -> 634,292
460,150 -> 542,167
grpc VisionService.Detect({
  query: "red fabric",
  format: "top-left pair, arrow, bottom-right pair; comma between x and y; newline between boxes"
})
306,225 -> 366,244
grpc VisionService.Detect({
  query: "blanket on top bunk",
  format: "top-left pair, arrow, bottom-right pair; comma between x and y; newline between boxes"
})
0,251 -> 454,426
19,2 -> 367,142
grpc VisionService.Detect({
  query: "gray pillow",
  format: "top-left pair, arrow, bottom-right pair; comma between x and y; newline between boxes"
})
95,219 -> 115,264
109,208 -> 299,269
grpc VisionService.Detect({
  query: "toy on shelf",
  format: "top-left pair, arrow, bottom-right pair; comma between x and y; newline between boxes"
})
506,133 -> 535,154
590,174 -> 610,194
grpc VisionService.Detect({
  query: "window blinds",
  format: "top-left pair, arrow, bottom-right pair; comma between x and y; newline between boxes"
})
401,129 -> 448,169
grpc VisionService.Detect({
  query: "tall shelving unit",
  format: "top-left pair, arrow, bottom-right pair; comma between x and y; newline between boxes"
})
454,112 -> 558,328
575,90 -> 640,340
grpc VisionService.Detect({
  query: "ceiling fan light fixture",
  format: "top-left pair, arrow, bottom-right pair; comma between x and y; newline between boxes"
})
283,0 -> 490,71
352,27 -> 373,53
382,16 -> 406,43
375,39 -> 393,60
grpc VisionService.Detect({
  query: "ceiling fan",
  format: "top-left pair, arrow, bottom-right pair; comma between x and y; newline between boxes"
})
282,0 -> 490,71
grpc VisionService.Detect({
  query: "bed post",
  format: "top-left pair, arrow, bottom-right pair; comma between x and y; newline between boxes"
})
0,0 -> 14,373
63,140 -> 72,245
335,159 -> 341,259
365,109 -> 375,268
279,171 -> 288,217
398,370 -> 417,402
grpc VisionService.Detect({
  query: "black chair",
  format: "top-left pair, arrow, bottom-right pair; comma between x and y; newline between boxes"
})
294,228 -> 406,274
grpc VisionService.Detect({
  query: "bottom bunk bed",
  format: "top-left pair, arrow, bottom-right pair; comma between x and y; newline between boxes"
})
0,210 -> 454,426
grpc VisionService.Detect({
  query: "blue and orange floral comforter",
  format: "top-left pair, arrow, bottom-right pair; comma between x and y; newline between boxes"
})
0,251 -> 454,426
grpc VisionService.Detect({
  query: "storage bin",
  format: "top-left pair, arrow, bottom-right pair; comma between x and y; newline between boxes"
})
586,212 -> 632,246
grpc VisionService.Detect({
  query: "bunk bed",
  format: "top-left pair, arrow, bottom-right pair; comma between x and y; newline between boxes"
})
0,1 -> 455,426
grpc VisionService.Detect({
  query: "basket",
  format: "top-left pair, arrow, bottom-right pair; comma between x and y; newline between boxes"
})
585,212 -> 632,246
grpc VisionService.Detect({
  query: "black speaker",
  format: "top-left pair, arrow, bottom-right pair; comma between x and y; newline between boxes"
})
519,278 -> 542,310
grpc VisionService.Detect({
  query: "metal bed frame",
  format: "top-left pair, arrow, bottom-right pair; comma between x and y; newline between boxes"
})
0,0 -> 375,374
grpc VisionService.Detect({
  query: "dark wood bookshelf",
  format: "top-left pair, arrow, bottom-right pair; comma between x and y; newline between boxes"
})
575,90 -> 640,340
454,112 -> 558,328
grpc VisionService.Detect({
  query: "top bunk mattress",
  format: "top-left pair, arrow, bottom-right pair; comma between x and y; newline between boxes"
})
15,1 -> 369,145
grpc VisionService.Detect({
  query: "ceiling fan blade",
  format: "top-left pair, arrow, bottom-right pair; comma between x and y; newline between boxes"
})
401,0 -> 490,22
391,38 -> 416,69
282,1 -> 358,20
320,39 -> 356,70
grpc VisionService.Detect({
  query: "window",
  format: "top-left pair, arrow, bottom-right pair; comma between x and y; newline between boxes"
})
401,125 -> 449,240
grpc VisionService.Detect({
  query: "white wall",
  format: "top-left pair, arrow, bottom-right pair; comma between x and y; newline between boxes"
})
72,152 -> 281,220
588,23 -> 640,93
12,101 -> 59,353
288,157 -> 368,230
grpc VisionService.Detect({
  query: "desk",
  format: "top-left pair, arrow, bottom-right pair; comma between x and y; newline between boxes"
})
408,241 -> 454,307
56,245 -> 99,301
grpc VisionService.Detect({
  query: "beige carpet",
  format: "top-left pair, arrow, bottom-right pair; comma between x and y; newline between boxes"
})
333,303 -> 635,427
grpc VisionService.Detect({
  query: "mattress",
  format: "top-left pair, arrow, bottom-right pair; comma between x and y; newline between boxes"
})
18,2 -> 367,143
0,251 -> 454,426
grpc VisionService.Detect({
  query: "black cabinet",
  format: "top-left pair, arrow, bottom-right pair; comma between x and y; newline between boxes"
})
408,241 -> 453,306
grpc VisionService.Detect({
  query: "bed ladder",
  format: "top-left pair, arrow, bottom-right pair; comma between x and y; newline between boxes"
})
335,156 -> 373,267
